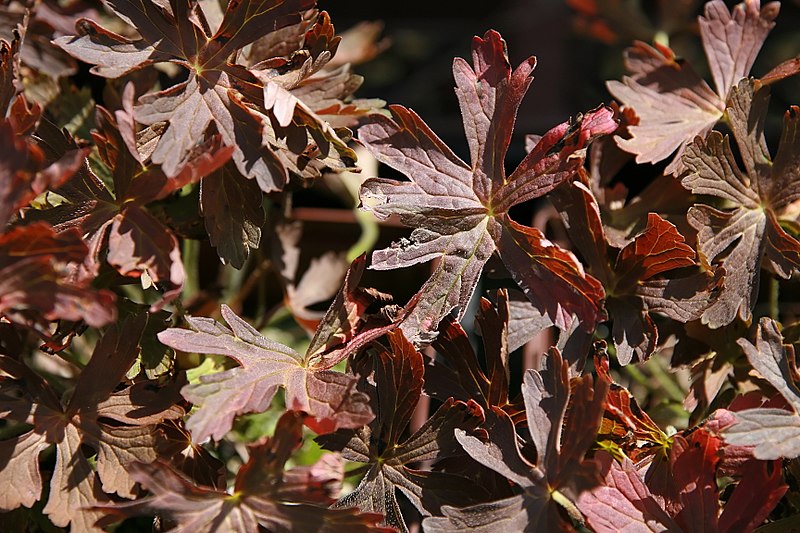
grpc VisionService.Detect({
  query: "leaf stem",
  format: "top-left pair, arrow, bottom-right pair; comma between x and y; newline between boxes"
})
551,488 -> 584,528
769,275 -> 780,321
182,238 -> 200,300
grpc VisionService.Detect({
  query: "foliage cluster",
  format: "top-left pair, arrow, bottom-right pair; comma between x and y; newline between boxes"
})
3,0 -> 800,531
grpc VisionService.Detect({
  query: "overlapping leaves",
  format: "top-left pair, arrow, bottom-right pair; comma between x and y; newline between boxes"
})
158,256 -> 402,442
317,330 -> 488,533
607,0 -> 779,174
552,179 -> 719,364
423,348 -> 610,532
682,79 -> 800,327
359,29 -> 615,345
0,34 -> 116,330
37,89 -> 231,309
577,446 -> 785,533
96,411 -> 392,532
428,289 -> 525,422
55,0 -> 359,192
0,313 -> 184,531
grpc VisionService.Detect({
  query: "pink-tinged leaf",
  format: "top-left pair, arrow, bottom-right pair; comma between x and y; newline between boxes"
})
360,30 -> 612,344
282,453 -> 345,503
317,330 -> 488,532
452,30 -> 536,202
606,41 -> 722,174
700,0 -> 779,100
0,431 -> 49,510
718,459 -> 787,531
682,80 -> 800,328
423,495 -> 530,533
504,288 -> 553,353
158,304 -> 373,443
607,0 -> 779,173
53,18 -> 160,78
42,424 -> 108,532
95,413 -> 392,533
724,318 -> 800,459
577,451 -> 679,533
272,220 -> 350,333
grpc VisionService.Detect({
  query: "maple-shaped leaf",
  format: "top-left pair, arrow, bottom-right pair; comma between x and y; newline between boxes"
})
54,1 -> 361,192
682,79 -> 800,327
317,330 -> 488,533
96,411 -> 392,532
359,30 -> 614,345
38,96 -> 230,309
724,317 -> 800,459
0,313 -> 184,530
579,432 -> 786,532
576,451 -> 680,532
423,347 -> 610,532
427,289 -> 525,423
157,255 -> 407,442
552,179 -> 718,364
607,0 -> 778,174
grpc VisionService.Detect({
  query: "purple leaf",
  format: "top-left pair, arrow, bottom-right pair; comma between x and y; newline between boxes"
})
360,30 -> 613,344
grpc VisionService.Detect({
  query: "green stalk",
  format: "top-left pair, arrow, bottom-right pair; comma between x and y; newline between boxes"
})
769,275 -> 780,321
181,238 -> 200,300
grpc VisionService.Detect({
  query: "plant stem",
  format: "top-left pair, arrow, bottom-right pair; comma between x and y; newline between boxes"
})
182,238 -> 200,300
769,275 -> 780,321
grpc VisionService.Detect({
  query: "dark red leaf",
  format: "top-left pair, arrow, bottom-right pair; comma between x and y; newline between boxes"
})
360,30 -> 614,344
318,330 -> 488,532
95,412 -> 392,532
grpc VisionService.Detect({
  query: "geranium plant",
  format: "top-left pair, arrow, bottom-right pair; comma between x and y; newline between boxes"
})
2,0 -> 800,531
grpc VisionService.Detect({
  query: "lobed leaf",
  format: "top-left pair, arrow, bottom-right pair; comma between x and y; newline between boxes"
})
360,30 -> 613,344
158,304 -> 373,442
682,80 -> 800,327
607,0 -> 778,173
95,412 -> 392,532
